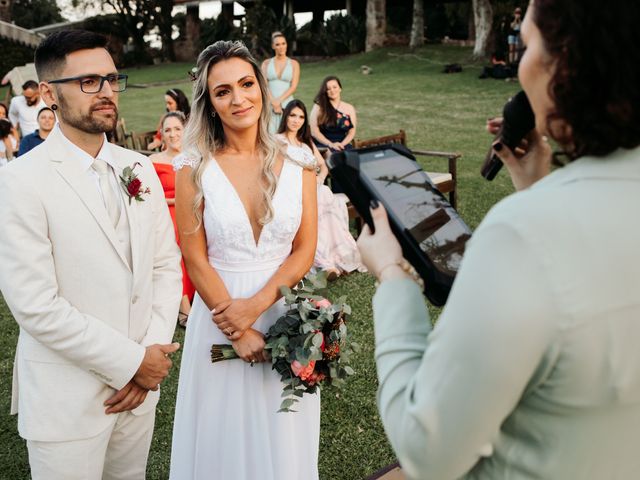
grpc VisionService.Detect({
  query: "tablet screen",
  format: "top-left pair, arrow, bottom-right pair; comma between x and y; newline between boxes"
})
358,148 -> 471,276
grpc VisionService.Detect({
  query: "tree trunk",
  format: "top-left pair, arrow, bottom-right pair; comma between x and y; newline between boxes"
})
409,0 -> 424,49
365,0 -> 386,52
185,4 -> 201,60
311,6 -> 323,34
472,0 -> 493,58
156,0 -> 176,61
0,0 -> 12,22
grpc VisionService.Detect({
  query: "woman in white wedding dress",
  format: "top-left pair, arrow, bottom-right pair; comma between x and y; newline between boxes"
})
169,41 -> 319,480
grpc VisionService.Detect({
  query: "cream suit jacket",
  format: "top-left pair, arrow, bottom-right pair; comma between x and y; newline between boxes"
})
0,127 -> 182,442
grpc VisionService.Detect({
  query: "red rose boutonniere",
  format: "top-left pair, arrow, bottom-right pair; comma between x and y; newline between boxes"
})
120,162 -> 151,204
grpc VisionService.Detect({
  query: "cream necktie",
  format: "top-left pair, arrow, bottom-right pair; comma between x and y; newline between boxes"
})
91,158 -> 121,227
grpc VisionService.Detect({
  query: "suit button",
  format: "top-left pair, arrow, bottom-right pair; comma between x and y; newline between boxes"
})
132,295 -> 139,304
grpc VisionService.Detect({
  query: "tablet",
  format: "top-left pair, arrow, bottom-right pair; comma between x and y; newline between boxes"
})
327,144 -> 472,305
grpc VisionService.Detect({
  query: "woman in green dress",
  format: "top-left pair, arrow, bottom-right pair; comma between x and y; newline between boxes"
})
261,32 -> 300,133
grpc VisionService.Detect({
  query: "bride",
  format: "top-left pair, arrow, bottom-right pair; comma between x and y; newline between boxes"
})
169,41 -> 319,479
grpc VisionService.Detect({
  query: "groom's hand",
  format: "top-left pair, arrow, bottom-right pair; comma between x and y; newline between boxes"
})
133,343 -> 180,390
104,381 -> 148,414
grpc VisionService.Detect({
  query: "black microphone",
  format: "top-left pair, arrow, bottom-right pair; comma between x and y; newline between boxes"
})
481,90 -> 536,180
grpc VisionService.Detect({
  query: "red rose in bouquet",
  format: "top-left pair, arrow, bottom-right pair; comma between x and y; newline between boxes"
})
210,271 -> 358,412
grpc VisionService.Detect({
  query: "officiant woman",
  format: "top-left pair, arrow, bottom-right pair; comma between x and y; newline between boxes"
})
357,0 -> 640,478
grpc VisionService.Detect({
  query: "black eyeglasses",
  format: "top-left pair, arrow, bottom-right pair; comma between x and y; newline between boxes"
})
48,74 -> 128,94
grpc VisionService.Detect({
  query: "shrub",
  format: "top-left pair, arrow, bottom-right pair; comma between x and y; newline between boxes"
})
199,15 -> 242,50
241,1 -> 296,59
296,14 -> 365,57
324,14 -> 366,55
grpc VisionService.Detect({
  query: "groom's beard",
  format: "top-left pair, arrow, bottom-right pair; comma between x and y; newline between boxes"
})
57,91 -> 118,134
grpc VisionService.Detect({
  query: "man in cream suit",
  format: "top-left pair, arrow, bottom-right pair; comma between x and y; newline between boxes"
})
0,30 -> 182,479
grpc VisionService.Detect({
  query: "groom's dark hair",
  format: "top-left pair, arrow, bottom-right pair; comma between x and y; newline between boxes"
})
35,30 -> 109,81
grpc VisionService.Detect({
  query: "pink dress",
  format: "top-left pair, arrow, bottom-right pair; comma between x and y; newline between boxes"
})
280,136 -> 365,274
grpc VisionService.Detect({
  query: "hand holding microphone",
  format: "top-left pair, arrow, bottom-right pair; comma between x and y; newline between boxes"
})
482,90 -> 553,191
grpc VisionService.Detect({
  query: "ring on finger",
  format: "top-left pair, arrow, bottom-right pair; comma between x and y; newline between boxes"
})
250,359 -> 255,367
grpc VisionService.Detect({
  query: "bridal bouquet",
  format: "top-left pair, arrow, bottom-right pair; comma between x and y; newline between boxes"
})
210,271 -> 358,412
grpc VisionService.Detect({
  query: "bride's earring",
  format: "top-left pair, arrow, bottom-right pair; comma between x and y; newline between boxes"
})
211,110 -> 216,118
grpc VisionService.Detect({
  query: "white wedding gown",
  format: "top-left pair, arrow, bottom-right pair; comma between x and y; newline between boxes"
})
170,154 -> 320,480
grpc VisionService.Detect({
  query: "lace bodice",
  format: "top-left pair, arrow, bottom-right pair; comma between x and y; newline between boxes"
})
276,135 -> 318,170
173,153 -> 303,270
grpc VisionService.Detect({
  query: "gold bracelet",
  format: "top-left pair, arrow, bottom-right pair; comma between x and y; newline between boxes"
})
375,258 -> 424,290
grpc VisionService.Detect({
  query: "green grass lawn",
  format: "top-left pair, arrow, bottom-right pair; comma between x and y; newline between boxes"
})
0,44 -> 519,479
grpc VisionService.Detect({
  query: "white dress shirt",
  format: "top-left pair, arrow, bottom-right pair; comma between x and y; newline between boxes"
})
8,95 -> 47,136
56,124 -> 132,265
54,124 -> 124,207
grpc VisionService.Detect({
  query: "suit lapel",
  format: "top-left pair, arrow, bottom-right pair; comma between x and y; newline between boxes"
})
47,128 -> 132,272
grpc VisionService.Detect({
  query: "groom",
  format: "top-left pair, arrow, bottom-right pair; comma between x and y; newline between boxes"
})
0,30 -> 182,479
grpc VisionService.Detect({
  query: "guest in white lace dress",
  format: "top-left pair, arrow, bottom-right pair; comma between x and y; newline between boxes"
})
169,41 -> 319,480
277,99 -> 365,279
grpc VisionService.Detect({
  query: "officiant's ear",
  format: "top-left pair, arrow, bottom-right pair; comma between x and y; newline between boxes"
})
40,81 -> 58,112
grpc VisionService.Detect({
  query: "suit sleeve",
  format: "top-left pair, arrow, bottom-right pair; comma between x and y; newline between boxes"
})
139,159 -> 182,347
373,221 -> 557,479
0,167 -> 146,390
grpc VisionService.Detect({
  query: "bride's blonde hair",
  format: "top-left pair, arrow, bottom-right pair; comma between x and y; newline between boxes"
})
182,40 -> 280,227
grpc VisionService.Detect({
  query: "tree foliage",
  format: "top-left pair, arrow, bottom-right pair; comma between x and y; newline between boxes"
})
199,15 -> 241,51
0,43 -> 34,79
11,0 -> 63,29
241,1 -> 296,59
72,0 -> 164,63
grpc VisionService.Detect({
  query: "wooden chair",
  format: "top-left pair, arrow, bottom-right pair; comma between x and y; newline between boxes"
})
112,118 -> 132,148
352,129 -> 461,209
131,130 -> 160,156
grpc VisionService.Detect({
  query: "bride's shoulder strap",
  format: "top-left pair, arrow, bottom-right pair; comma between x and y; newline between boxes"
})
173,151 -> 201,171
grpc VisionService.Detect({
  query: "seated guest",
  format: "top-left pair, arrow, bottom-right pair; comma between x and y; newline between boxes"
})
18,107 -> 55,156
357,1 -> 640,478
478,52 -> 514,79
0,102 -> 20,151
277,100 -> 365,279
8,80 -> 46,137
309,75 -> 357,154
0,119 -> 17,165
149,112 -> 195,326
147,88 -> 191,150
310,76 -> 357,193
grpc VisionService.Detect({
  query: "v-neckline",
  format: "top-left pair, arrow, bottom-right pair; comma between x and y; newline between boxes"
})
273,57 -> 289,80
211,156 -> 287,248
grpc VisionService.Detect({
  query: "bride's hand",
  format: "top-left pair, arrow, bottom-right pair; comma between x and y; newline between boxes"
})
231,328 -> 267,363
213,298 -> 262,340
